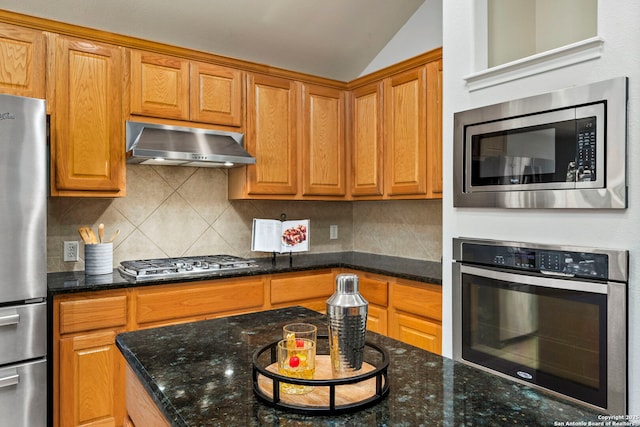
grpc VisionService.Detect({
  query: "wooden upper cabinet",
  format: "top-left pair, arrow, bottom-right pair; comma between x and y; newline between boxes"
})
48,34 -> 125,197
129,50 -> 190,120
243,73 -> 298,196
426,59 -> 443,198
129,50 -> 243,126
301,83 -> 346,196
350,81 -> 384,197
190,61 -> 243,126
0,22 -> 45,99
384,65 -> 427,197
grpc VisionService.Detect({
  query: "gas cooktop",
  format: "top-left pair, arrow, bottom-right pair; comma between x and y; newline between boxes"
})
118,255 -> 258,281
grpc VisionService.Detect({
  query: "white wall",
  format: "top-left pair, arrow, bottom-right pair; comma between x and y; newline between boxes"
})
443,0 -> 640,416
359,0 -> 442,75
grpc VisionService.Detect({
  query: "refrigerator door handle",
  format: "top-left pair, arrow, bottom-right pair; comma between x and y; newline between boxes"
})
0,312 -> 19,327
0,370 -> 19,388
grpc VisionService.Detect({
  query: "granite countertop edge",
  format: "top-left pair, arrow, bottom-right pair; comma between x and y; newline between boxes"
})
115,307 -> 606,427
48,251 -> 442,295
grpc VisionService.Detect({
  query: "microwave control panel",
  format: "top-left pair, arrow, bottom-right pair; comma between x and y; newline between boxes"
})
462,243 -> 609,280
576,116 -> 597,182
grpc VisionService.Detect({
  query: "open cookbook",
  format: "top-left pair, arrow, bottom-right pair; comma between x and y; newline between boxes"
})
251,218 -> 310,253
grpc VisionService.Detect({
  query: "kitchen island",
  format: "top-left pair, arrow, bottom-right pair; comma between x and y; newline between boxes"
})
116,306 -> 603,427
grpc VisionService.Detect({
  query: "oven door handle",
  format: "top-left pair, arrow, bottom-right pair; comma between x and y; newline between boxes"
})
539,270 -> 575,278
458,264 -> 610,294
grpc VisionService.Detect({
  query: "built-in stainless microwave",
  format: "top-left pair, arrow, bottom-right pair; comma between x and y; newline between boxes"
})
454,77 -> 628,209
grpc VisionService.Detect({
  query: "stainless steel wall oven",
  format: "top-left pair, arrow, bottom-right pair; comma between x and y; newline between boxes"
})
453,77 -> 628,209
452,238 -> 628,414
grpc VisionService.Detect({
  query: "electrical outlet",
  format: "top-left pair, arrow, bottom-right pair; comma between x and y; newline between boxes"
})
329,225 -> 338,240
63,241 -> 79,262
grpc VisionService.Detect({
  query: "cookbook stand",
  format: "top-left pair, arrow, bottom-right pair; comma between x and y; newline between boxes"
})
252,213 -> 308,267
270,214 -> 293,267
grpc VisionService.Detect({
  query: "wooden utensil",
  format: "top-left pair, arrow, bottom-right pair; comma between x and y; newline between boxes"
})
77,226 -> 91,244
86,227 -> 98,244
98,223 -> 105,243
108,229 -> 120,243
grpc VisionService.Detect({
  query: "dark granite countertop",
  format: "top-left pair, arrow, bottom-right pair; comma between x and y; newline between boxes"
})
116,306 -> 604,427
48,251 -> 441,295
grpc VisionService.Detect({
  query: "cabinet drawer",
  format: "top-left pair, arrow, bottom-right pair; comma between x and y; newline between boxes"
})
391,282 -> 442,321
135,279 -> 264,324
270,271 -> 334,304
59,294 -> 127,334
358,276 -> 388,306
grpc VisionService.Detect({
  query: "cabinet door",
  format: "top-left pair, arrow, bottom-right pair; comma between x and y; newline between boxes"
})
389,280 -> 442,354
390,311 -> 441,354
130,50 -> 189,120
190,61 -> 243,126
384,66 -> 427,196
59,331 -> 125,427
0,23 -> 45,98
350,82 -> 384,197
300,83 -> 346,196
49,35 -> 125,196
245,73 -> 298,195
367,304 -> 388,335
426,59 -> 443,198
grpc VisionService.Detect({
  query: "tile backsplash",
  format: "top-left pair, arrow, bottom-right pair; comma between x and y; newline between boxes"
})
47,165 -> 442,272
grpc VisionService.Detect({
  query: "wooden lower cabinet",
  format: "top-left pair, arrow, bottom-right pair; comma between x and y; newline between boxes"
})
59,330 -> 126,427
53,269 -> 442,427
133,277 -> 266,329
270,270 -> 336,313
388,279 -> 442,354
53,277 -> 268,427
125,366 -> 170,427
351,272 -> 389,335
54,290 -> 128,427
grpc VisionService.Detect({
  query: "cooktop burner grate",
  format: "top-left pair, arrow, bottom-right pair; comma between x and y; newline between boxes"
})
118,255 -> 258,280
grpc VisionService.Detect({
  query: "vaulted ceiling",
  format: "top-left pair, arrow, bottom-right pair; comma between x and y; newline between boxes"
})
0,0 -> 425,81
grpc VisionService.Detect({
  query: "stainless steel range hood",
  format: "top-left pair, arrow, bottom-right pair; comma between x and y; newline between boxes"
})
125,121 -> 255,167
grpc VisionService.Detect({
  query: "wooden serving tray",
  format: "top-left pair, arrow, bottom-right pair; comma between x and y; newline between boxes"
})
256,355 -> 383,407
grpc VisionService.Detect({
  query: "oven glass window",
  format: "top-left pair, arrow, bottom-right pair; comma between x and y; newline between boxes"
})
461,273 -> 607,407
470,119 -> 577,187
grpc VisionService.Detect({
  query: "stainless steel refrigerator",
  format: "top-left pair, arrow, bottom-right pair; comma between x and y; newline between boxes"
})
0,94 -> 47,426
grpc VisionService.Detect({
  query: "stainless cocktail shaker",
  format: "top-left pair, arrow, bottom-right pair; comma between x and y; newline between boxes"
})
326,273 -> 368,376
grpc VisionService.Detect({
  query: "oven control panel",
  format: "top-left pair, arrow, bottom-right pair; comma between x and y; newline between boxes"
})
461,243 -> 610,279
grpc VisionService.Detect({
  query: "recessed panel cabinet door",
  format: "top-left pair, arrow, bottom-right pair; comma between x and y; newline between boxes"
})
301,83 -> 345,196
190,61 -> 243,126
245,73 -> 297,195
59,331 -> 125,427
384,66 -> 427,196
49,35 -> 125,196
0,22 -> 45,98
129,50 -> 189,120
350,82 -> 384,197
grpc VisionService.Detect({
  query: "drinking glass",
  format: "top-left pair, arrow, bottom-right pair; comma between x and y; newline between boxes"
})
277,338 -> 316,394
282,322 -> 317,344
